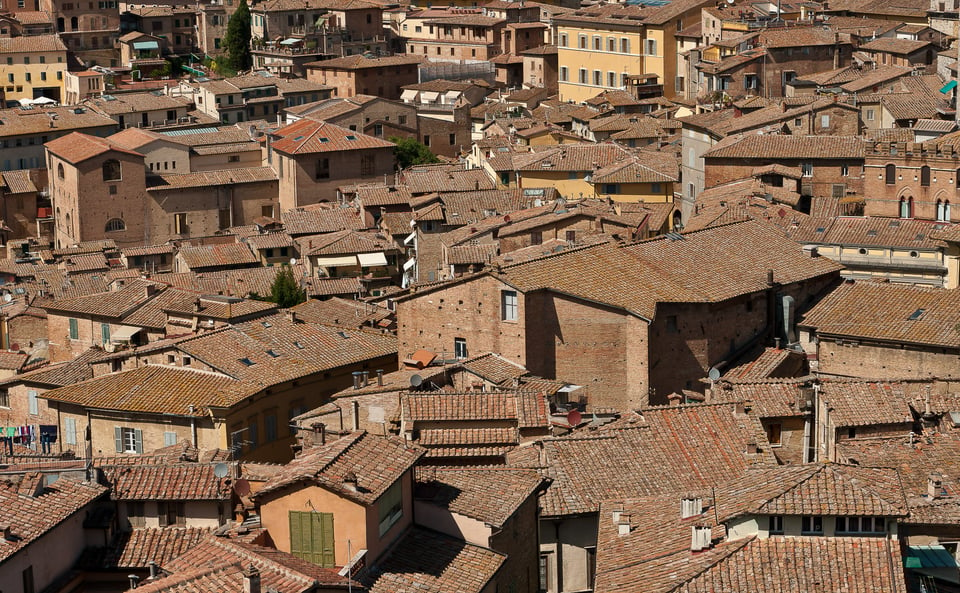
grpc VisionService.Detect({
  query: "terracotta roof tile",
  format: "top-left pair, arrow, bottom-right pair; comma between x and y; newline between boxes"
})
363,527 -> 505,593
457,352 -> 528,384
45,132 -> 143,164
270,119 -> 394,155
100,462 -> 233,500
81,527 -> 212,569
415,466 -> 545,527
42,279 -> 163,318
39,365 -> 253,416
0,33 -> 65,53
0,474 -> 107,564
281,205 -> 365,236
177,243 -> 259,270
800,281 -> 960,349
147,167 -> 277,190
704,134 -> 864,160
254,431 -> 423,504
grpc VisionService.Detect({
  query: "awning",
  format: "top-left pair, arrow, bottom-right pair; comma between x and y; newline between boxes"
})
110,325 -> 143,343
314,255 -> 357,267
280,38 -> 301,45
420,91 -> 440,102
133,41 -> 159,50
941,80 -> 957,94
357,252 -> 388,266
444,90 -> 460,101
403,230 -> 416,245
402,257 -> 416,271
400,89 -> 419,101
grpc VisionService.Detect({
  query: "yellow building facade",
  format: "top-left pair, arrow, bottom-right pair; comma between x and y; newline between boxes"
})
556,0 -> 714,103
0,35 -> 68,105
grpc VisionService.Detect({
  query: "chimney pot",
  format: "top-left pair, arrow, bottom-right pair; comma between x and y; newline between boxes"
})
929,472 -> 943,499
746,441 -> 758,454
243,564 -> 261,593
343,471 -> 358,492
376,369 -> 384,386
128,575 -> 140,590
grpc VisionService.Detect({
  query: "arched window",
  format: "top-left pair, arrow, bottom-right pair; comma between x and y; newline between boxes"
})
921,165 -> 931,187
102,159 -> 121,181
885,164 -> 896,185
104,218 -> 125,232
937,200 -> 944,221
940,200 -> 952,221
70,16 -> 78,30
900,196 -> 914,218
57,163 -> 64,179
947,200 -> 953,221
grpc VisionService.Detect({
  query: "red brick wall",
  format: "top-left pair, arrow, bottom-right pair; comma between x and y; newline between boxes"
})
816,339 -> 960,379
862,143 -> 960,221
490,494 -> 541,593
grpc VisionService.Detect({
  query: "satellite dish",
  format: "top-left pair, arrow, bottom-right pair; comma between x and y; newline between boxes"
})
234,478 -> 251,497
410,374 -> 423,387
289,258 -> 298,266
708,367 -> 721,381
566,409 -> 582,427
726,0 -> 734,4
2,293 -> 11,303
213,463 -> 229,479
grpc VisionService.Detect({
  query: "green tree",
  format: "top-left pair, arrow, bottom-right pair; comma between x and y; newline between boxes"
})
223,0 -> 252,73
269,264 -> 306,308
390,136 -> 440,169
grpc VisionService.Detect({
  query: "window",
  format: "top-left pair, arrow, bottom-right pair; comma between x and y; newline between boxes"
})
174,212 -> 187,234
578,35 -> 587,48
24,72 -> 31,83
378,480 -> 403,536
109,185 -> 117,195
937,200 -> 952,221
68,318 -> 79,340
115,426 -> 143,454
105,218 -> 125,232
289,511 -> 335,567
65,417 -> 77,445
23,56 -> 29,65
101,323 -> 110,345
163,431 -> 177,447
0,389 -> 7,408
316,158 -> 330,179
28,389 -> 38,415
159,502 -> 185,526
645,38 -> 657,56
885,164 -> 896,185
22,566 -> 34,593
586,546 -> 597,589
560,66 -> 568,82
265,414 -> 277,442
651,182 -> 662,194
841,164 -> 849,177
603,183 -> 619,194
820,115 -> 830,128
559,33 -> 568,47
501,290 -> 518,321
832,184 -> 846,198
900,196 -> 914,218
801,515 -> 823,534
531,230 -> 543,245
608,71 -> 617,87
360,155 -> 375,176
801,162 -> 813,177
766,422 -> 782,445
539,554 -> 551,592
102,159 -> 121,181
454,337 -> 467,359
620,38 -> 630,53
579,68 -> 588,84
592,70 -> 601,86
244,418 -> 257,450
449,133 -> 456,145
423,135 -> 431,146
866,108 -> 875,121
607,37 -> 616,51
921,165 -> 931,187
836,516 -> 886,534
57,163 -> 64,179
768,515 -> 784,534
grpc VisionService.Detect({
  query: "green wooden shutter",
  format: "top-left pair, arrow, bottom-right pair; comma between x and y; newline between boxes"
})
69,318 -> 78,340
319,512 -> 335,568
114,426 -> 123,452
289,511 -> 304,559
101,323 -> 110,345
134,429 -> 143,454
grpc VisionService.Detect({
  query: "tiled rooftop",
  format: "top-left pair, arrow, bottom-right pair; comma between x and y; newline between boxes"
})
415,465 -> 545,528
254,431 -> 423,504
100,462 -> 234,500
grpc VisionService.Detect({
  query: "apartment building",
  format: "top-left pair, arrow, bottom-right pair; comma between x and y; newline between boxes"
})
305,54 -> 422,100
41,0 -> 120,65
0,35 -> 67,104
0,104 -> 116,171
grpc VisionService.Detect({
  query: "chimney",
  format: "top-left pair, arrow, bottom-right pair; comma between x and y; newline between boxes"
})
929,472 -> 943,499
667,392 -> 682,405
128,575 -> 140,590
310,422 -> 326,446
745,441 -> 758,454
148,561 -> 159,580
611,505 -> 623,524
242,564 -> 261,593
766,269 -> 775,286
690,525 -> 712,552
343,471 -> 359,492
376,369 -> 384,386
681,497 -> 703,519
352,371 -> 363,389
0,524 -> 11,541
193,298 -> 202,312
145,283 -> 157,298
617,514 -> 631,536
352,400 -> 360,430
362,370 -> 370,387
286,309 -> 298,323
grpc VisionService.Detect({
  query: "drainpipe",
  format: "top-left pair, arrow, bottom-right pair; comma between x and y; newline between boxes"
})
189,404 -> 198,448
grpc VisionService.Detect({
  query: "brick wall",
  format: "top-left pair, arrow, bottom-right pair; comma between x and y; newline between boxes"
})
862,144 -> 960,222
816,339 -> 960,379
490,494 -> 541,593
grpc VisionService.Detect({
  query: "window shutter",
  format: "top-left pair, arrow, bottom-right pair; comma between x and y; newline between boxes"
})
164,431 -> 176,447
65,418 -> 76,445
134,429 -> 143,454
28,390 -> 38,415
114,426 -> 123,453
319,512 -> 335,568
158,503 -> 169,527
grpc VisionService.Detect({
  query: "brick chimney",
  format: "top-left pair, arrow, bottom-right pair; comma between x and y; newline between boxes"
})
929,473 -> 943,499
243,564 -> 261,593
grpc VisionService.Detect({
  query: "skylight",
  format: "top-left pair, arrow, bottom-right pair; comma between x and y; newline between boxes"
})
293,341 -> 305,349
908,308 -> 926,321
239,357 -> 256,366
266,349 -> 280,358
